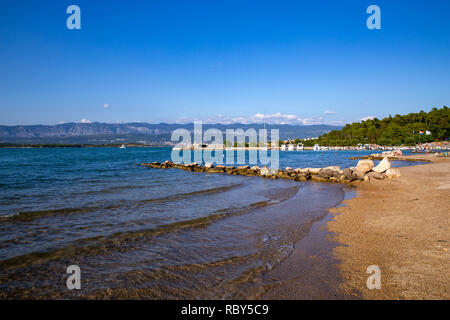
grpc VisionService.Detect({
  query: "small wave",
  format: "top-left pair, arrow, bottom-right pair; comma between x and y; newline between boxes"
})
77,184 -> 149,196
0,195 -> 281,270
0,183 -> 245,223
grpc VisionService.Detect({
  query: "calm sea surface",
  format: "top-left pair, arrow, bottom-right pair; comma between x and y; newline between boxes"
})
0,147 -> 419,298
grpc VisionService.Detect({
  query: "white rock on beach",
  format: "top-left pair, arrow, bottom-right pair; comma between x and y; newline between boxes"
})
372,157 -> 391,173
385,168 -> 401,179
355,159 -> 374,174
205,162 -> 214,168
260,167 -> 277,176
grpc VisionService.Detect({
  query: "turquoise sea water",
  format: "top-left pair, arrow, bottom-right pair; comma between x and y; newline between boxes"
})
0,147 -> 419,298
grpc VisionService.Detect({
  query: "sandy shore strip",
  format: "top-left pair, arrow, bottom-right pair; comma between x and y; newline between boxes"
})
328,154 -> 449,299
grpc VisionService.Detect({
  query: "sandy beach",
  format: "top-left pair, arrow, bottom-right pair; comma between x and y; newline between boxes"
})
328,154 -> 449,299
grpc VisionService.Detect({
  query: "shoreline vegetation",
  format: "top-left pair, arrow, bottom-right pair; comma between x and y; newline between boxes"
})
301,106 -> 449,147
328,153 -> 449,299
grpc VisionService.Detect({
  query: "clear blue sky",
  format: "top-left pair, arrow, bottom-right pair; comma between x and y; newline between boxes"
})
0,0 -> 449,125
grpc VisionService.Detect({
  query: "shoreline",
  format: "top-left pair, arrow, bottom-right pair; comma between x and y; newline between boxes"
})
260,185 -> 359,300
327,154 -> 449,299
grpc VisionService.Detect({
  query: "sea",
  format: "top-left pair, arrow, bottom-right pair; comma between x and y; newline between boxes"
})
0,147 -> 421,299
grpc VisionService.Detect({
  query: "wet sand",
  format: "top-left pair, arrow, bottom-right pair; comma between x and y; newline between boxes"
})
328,154 -> 449,299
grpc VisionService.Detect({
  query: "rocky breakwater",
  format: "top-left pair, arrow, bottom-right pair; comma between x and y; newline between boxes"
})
141,158 -> 401,184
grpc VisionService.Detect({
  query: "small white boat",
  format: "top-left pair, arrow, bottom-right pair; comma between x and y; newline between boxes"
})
120,144 -> 127,149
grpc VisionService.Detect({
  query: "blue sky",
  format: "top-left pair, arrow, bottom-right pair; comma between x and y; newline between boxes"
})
0,0 -> 449,125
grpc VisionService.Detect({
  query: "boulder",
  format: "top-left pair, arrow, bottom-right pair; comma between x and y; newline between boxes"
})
294,174 -> 308,181
385,168 -> 401,179
187,162 -> 199,167
294,168 -> 302,173
332,170 -> 341,178
204,162 -> 214,168
318,169 -> 333,178
237,165 -> 250,170
284,168 -> 295,175
356,171 -> 366,181
207,167 -> 225,173
324,166 -> 340,171
392,149 -> 403,157
277,172 -> 292,179
372,157 -> 391,173
310,175 -> 329,182
342,168 -> 354,179
308,168 -> 322,175
260,167 -> 277,177
250,166 -> 260,171
367,171 -> 385,180
355,159 -> 374,174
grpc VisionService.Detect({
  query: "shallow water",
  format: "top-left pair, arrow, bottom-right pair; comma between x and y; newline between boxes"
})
0,147 -> 420,298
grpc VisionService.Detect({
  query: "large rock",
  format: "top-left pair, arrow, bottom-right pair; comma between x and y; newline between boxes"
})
382,149 -> 403,157
324,166 -> 340,171
237,165 -> 250,170
204,162 -> 214,168
310,175 -> 329,182
367,171 -> 385,180
355,159 -> 374,174
206,167 -> 225,173
318,169 -> 333,178
308,168 -> 322,175
284,168 -> 295,175
250,166 -> 260,171
372,157 -> 391,173
385,168 -> 401,179
342,168 -> 354,179
260,167 -> 277,177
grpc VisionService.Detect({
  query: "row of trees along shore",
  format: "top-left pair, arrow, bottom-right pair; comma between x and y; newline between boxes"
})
298,106 -> 449,147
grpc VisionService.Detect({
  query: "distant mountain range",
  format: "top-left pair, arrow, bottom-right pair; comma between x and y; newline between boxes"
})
0,122 -> 342,145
